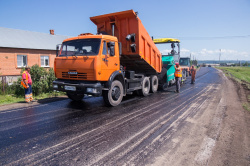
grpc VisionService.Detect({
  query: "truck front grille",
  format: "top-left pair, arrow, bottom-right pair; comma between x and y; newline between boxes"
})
62,72 -> 87,79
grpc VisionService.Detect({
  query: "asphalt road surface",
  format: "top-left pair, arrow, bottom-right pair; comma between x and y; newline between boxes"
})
0,67 -> 249,166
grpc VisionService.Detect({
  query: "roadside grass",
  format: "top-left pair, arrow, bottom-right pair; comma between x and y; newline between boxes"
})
0,91 -> 66,105
242,102 -> 250,112
245,95 -> 250,112
0,95 -> 24,105
217,67 -> 250,112
216,67 -> 250,83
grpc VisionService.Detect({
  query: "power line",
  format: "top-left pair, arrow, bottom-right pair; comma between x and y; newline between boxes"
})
154,35 -> 250,40
180,35 -> 250,40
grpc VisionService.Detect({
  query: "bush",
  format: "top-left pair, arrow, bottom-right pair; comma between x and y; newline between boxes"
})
11,65 -> 56,97
0,82 -> 16,95
29,65 -> 48,96
47,68 -> 56,92
13,78 -> 25,97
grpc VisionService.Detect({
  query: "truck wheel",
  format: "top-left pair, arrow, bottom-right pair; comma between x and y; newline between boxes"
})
138,77 -> 150,96
150,75 -> 158,93
103,80 -> 124,106
67,92 -> 84,101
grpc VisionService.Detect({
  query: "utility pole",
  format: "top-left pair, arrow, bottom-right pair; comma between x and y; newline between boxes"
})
190,53 -> 192,66
219,49 -> 221,63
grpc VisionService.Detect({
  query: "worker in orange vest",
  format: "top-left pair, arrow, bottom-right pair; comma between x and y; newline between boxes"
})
190,65 -> 196,84
21,66 -> 33,103
174,62 -> 182,93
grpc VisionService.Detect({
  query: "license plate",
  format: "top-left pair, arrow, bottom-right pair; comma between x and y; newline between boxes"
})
68,72 -> 78,75
64,85 -> 76,91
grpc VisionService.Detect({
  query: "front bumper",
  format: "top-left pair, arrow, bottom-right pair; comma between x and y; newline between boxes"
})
53,79 -> 103,97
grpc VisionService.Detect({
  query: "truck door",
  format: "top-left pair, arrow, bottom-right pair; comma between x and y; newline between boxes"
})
100,41 -> 119,80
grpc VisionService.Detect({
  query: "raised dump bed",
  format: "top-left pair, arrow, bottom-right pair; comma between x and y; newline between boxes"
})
90,10 -> 162,75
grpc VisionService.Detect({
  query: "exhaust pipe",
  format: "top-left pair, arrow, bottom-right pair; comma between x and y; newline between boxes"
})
112,24 -> 115,36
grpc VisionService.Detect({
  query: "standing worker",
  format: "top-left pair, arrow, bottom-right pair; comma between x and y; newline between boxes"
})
190,65 -> 196,84
21,66 -> 33,103
174,62 -> 182,93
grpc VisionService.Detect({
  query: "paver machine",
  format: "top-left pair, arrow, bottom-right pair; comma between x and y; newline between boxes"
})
153,38 -> 188,89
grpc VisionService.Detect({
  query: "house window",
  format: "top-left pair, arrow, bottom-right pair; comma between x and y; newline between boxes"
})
41,56 -> 49,67
17,55 -> 27,67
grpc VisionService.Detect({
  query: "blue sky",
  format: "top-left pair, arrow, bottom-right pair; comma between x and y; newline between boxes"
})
0,0 -> 249,60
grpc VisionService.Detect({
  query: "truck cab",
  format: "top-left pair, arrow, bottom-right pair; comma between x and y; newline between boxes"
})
55,34 -> 120,82
179,57 -> 191,77
53,34 -> 122,100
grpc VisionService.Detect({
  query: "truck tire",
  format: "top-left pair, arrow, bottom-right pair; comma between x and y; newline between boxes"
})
103,80 -> 124,106
138,77 -> 150,96
150,75 -> 158,93
67,92 -> 84,101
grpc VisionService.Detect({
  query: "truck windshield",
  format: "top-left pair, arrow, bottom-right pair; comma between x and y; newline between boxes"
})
59,39 -> 101,57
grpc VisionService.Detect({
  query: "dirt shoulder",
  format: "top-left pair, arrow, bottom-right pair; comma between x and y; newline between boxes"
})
209,69 -> 250,166
217,67 -> 250,111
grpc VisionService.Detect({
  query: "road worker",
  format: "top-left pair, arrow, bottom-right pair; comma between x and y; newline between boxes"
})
21,66 -> 33,103
190,65 -> 196,84
174,62 -> 182,93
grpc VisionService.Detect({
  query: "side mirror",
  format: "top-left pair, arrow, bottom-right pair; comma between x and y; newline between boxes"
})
110,46 -> 115,56
107,42 -> 115,47
108,42 -> 115,56
56,44 -> 61,57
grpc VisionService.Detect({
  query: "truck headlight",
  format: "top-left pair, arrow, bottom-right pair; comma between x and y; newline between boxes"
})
53,84 -> 58,89
86,88 -> 97,93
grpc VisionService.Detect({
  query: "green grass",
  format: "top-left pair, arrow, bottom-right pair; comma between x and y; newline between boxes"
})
0,92 -> 66,105
242,102 -> 250,112
0,95 -> 24,105
217,67 -> 250,83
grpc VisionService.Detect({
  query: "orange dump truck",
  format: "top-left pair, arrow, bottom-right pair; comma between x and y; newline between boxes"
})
53,10 -> 162,106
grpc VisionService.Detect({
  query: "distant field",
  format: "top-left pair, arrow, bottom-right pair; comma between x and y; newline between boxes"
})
217,67 -> 250,83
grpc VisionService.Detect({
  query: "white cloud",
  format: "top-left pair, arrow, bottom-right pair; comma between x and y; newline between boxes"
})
161,49 -> 171,54
181,48 -> 191,53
